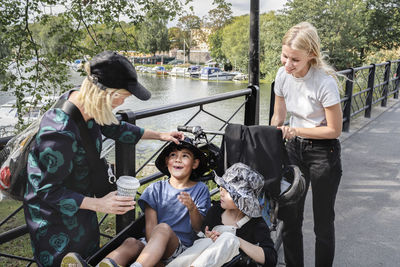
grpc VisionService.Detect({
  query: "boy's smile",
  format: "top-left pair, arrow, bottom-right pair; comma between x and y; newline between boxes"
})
166,148 -> 199,182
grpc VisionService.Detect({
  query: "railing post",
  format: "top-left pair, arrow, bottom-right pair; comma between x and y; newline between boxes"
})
268,82 -> 275,125
115,110 -> 137,233
395,60 -> 400,99
244,85 -> 259,125
365,64 -> 375,118
246,0 -> 260,125
248,0 -> 259,89
381,61 -> 391,107
343,68 -> 354,132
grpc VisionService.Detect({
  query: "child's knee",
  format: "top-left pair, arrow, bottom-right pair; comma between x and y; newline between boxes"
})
154,223 -> 173,234
122,237 -> 145,250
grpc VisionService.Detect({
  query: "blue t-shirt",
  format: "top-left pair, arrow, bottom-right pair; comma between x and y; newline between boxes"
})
138,179 -> 211,247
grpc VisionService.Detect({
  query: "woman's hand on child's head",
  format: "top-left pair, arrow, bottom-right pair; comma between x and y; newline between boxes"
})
98,191 -> 136,215
177,191 -> 196,211
205,226 -> 221,242
160,131 -> 184,144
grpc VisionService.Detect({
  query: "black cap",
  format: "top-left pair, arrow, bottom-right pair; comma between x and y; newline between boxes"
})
155,137 -> 208,178
89,51 -> 151,101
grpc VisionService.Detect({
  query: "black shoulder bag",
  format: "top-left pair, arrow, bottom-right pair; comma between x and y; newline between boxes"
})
58,98 -> 117,197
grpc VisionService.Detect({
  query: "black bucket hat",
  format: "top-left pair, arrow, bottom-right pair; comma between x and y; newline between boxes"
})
215,163 -> 264,218
89,51 -> 151,101
155,137 -> 208,178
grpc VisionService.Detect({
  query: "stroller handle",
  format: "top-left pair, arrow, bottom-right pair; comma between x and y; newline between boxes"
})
177,125 -> 225,136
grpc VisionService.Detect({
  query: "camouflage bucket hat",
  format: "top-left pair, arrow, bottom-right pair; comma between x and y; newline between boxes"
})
215,162 -> 264,218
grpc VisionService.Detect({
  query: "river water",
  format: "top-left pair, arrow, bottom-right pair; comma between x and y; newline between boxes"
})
1,70 -> 273,165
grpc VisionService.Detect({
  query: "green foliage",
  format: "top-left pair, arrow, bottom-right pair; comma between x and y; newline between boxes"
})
283,0 -> 368,69
177,14 -> 202,61
205,0 -> 233,67
364,47 -> 400,64
209,29 -> 226,64
221,15 -> 249,73
259,12 -> 285,80
0,0 -> 190,131
203,0 -> 233,30
137,16 -> 170,55
169,27 -> 185,49
365,0 -> 400,51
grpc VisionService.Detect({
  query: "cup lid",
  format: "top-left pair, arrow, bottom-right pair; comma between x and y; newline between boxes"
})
117,176 -> 140,188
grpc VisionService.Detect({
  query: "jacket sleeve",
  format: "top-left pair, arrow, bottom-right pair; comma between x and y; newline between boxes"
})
101,121 -> 144,144
252,218 -> 278,267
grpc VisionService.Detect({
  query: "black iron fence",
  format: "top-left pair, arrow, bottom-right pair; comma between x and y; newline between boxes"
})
0,86 -> 260,265
337,60 -> 400,131
268,60 -> 400,131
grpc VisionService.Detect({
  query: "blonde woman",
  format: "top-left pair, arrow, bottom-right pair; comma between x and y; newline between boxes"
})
23,51 -> 183,267
271,22 -> 343,267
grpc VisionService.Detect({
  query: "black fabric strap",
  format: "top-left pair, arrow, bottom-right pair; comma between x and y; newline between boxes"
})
56,98 -> 101,160
55,98 -> 111,197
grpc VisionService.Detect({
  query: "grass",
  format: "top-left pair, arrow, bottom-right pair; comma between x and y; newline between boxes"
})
0,198 -> 35,267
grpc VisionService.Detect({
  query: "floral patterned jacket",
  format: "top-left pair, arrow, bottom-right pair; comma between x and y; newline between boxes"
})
23,90 -> 144,267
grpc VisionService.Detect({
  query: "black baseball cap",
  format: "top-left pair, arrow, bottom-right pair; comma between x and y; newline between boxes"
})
89,51 -> 151,101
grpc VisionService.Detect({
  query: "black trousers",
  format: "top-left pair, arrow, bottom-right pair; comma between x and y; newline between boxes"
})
279,137 -> 342,267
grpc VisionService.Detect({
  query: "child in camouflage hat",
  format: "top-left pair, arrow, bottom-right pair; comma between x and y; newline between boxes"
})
167,162 -> 277,267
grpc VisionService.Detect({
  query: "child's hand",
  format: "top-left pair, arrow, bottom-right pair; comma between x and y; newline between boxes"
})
204,226 -> 221,242
177,191 -> 196,212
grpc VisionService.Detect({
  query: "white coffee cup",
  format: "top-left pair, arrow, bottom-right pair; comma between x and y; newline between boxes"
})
116,176 -> 140,197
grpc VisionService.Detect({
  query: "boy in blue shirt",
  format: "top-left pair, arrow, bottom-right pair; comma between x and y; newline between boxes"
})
62,137 -> 211,267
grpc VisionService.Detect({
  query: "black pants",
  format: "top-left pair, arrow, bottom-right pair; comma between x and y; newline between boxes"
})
279,137 -> 342,267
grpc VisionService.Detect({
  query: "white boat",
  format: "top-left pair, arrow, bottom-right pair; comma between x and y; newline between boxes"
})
185,65 -> 202,78
169,67 -> 186,77
68,59 -> 84,72
233,72 -> 248,81
200,67 -> 236,81
151,66 -> 168,75
0,95 -> 56,137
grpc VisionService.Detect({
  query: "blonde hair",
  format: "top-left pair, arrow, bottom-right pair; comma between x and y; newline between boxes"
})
283,22 -> 338,79
76,63 -> 130,126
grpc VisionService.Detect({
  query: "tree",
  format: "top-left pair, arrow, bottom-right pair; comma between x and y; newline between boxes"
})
0,0 -> 191,131
203,0 -> 233,30
137,15 -> 170,55
259,12 -> 286,81
177,14 -> 202,62
283,0 -> 368,69
364,0 -> 400,51
205,0 -> 233,66
221,15 -> 250,73
168,27 -> 184,50
209,29 -> 225,64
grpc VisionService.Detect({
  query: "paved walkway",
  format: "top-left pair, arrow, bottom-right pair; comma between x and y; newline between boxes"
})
299,98 -> 400,266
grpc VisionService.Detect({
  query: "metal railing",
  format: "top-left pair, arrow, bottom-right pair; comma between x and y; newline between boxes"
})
268,60 -> 400,131
0,86 -> 259,265
0,0 -> 262,263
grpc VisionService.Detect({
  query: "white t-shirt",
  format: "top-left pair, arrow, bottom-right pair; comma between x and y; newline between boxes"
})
274,66 -> 340,128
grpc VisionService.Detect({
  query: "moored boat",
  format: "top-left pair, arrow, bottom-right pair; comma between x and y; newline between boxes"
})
151,66 -> 168,75
199,67 -> 236,81
169,67 -> 186,77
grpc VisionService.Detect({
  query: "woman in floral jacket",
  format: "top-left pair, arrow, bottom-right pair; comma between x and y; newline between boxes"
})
23,51 -> 183,267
